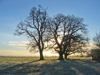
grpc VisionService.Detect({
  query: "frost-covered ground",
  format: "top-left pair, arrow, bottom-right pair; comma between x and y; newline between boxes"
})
0,59 -> 100,75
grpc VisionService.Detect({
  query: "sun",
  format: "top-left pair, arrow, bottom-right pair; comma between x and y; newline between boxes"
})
58,38 -> 61,43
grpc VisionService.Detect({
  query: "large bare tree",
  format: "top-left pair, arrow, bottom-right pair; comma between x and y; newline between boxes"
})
48,14 -> 88,60
15,5 -> 48,60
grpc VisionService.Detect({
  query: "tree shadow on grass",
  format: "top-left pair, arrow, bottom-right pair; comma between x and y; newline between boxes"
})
0,60 -> 100,75
0,60 -> 41,75
68,60 -> 100,75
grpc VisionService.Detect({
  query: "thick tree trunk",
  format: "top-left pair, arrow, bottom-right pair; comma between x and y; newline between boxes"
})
64,53 -> 68,59
39,50 -> 44,60
58,52 -> 64,60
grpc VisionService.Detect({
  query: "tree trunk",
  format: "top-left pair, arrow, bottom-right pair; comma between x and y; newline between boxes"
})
39,50 -> 44,60
64,53 -> 68,59
58,52 -> 64,60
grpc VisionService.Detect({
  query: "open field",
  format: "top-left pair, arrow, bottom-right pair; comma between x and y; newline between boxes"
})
0,56 -> 100,75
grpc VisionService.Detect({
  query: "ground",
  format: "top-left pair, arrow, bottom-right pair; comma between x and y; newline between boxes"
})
0,56 -> 100,75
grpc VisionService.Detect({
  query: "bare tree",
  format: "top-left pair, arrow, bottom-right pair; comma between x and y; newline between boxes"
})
48,14 -> 88,60
91,29 -> 100,60
93,29 -> 100,48
15,5 -> 48,60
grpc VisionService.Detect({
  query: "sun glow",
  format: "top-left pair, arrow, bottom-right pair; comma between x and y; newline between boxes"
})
58,38 -> 61,43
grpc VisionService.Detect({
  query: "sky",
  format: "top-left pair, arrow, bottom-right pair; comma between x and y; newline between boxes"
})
0,0 -> 100,56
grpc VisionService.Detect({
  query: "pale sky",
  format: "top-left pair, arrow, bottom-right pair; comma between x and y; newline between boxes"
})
0,0 -> 100,56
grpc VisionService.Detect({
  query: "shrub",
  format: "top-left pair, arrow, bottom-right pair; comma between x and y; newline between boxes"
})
91,49 -> 100,60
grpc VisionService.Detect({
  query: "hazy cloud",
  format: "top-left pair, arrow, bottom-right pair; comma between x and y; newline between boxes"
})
8,41 -> 29,47
0,49 -> 58,56
0,50 -> 36,56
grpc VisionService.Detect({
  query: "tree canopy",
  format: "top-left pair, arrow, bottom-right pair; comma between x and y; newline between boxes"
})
48,14 -> 88,60
93,29 -> 100,48
15,5 -> 49,60
15,5 -> 89,60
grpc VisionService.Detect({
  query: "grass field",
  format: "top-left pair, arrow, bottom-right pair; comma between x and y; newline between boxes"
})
0,56 -> 100,75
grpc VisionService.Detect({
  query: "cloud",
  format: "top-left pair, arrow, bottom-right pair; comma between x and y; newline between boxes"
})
0,32 -> 29,47
0,50 -> 38,56
0,49 -> 58,56
8,41 -> 29,47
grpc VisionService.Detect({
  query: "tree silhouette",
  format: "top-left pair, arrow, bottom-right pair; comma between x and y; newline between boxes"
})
92,29 -> 100,60
93,29 -> 100,48
48,14 -> 88,60
15,5 -> 49,60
